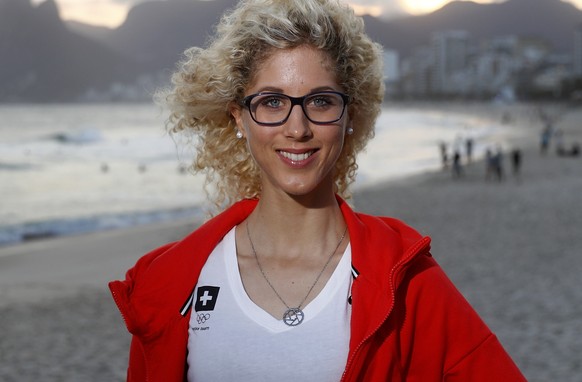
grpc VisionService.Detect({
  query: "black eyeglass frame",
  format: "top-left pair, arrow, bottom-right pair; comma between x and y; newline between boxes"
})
240,91 -> 351,126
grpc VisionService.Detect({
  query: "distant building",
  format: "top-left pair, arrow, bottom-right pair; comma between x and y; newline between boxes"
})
533,64 -> 570,96
383,50 -> 399,81
400,46 -> 433,98
391,28 -> 571,100
382,49 -> 400,97
475,35 -> 521,98
474,52 -> 515,98
431,30 -> 470,96
574,25 -> 582,76
516,38 -> 551,67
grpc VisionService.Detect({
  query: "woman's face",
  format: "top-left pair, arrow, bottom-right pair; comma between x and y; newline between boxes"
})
231,45 -> 352,199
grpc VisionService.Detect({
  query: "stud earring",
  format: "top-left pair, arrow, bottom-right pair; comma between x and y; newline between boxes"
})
236,130 -> 244,139
346,127 -> 354,135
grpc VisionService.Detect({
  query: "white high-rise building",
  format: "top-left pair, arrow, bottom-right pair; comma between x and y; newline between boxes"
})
383,49 -> 399,83
382,49 -> 400,97
574,25 -> 582,77
431,30 -> 470,95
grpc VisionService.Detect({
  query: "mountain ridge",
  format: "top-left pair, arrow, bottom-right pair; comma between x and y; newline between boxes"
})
2,0 -> 581,102
365,0 -> 582,57
0,0 -> 141,102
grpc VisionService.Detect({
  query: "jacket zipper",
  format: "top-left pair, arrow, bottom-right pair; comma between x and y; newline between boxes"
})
340,237 -> 431,381
110,287 -> 130,333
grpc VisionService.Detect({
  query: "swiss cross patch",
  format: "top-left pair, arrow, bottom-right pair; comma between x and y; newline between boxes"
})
194,286 -> 220,312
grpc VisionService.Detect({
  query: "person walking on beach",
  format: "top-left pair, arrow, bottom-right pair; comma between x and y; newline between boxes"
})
493,146 -> 505,181
452,150 -> 463,178
439,141 -> 449,169
109,1 -> 526,381
485,146 -> 504,182
511,148 -> 522,181
465,137 -> 474,164
540,123 -> 552,155
485,148 -> 494,181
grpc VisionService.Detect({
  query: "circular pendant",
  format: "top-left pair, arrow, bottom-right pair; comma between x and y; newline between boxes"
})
283,307 -> 304,326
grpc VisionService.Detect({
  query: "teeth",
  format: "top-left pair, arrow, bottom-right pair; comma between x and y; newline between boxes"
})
280,150 -> 314,161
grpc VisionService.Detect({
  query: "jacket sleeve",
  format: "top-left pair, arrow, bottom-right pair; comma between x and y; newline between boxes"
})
444,333 -> 526,381
399,257 -> 526,381
127,336 -> 147,382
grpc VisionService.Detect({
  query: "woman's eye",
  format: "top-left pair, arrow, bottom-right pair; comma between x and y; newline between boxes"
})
261,97 -> 285,108
313,97 -> 329,106
310,96 -> 334,108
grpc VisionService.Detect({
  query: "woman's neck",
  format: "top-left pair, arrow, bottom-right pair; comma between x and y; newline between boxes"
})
245,190 -> 346,259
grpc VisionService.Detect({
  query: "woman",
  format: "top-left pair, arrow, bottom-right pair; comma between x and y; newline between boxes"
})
109,0 -> 526,380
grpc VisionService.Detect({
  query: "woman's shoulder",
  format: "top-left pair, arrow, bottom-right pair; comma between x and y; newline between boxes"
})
352,210 -> 427,248
130,241 -> 180,276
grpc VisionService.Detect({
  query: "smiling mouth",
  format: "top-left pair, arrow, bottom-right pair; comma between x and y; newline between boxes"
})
278,150 -> 316,162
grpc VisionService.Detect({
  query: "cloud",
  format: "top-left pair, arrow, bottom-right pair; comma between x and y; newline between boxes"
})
348,0 -> 409,18
111,0 -> 144,4
110,0 -> 410,18
45,0 -> 415,27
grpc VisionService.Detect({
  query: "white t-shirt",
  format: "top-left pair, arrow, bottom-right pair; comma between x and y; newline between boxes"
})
187,227 -> 352,382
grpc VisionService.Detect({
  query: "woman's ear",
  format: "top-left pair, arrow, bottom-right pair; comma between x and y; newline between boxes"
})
229,102 -> 245,138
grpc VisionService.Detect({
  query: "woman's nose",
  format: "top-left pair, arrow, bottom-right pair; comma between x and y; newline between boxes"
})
284,105 -> 312,139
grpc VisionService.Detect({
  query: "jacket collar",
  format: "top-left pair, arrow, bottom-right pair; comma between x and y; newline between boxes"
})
120,197 -> 430,340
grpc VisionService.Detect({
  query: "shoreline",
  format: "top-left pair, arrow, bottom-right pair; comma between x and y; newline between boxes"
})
0,100 -> 550,247
1,102 -> 580,381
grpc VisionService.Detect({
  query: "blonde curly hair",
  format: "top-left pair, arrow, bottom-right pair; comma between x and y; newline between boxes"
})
159,0 -> 384,210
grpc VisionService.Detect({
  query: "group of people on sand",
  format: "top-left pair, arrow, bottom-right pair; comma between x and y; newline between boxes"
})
485,146 -> 523,182
440,139 -> 523,182
541,124 -> 580,157
440,139 -> 473,179
537,104 -> 580,158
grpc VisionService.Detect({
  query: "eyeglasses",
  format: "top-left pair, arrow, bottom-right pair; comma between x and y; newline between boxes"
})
241,91 -> 350,126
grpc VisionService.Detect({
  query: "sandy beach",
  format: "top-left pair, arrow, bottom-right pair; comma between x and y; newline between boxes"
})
1,102 -> 580,381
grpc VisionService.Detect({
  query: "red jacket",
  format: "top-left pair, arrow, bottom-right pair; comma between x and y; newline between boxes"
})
109,198 -> 526,381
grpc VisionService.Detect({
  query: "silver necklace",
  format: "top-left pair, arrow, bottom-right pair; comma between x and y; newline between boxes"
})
246,221 -> 348,326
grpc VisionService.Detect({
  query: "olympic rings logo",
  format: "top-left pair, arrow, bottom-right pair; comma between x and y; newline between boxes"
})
196,313 -> 210,324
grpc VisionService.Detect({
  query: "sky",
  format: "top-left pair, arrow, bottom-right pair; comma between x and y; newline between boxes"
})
32,0 -> 582,28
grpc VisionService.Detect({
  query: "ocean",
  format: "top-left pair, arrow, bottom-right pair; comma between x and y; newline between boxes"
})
0,102 -> 523,246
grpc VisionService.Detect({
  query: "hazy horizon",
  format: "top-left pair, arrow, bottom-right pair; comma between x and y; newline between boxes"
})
33,0 -> 582,29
